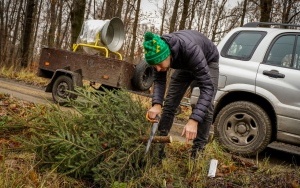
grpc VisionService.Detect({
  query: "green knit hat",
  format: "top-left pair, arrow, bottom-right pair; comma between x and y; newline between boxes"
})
143,32 -> 170,65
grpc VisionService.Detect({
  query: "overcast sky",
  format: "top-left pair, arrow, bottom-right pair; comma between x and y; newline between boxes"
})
140,0 -> 159,13
140,0 -> 242,12
139,0 -> 242,28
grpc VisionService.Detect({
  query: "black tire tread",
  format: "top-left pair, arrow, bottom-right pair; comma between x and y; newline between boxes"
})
214,101 -> 272,156
52,75 -> 77,105
132,60 -> 154,91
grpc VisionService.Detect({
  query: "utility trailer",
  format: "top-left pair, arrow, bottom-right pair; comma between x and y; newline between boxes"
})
38,47 -> 154,105
37,17 -> 156,105
37,18 -> 190,110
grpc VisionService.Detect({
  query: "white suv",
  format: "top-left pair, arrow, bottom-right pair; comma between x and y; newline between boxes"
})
191,22 -> 300,156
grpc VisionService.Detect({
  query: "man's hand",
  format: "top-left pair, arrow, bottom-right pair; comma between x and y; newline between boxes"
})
146,104 -> 162,120
181,119 -> 198,143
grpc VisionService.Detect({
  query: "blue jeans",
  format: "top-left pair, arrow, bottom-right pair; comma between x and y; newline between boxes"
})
158,62 -> 219,151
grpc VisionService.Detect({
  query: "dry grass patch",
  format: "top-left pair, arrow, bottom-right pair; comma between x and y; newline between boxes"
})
0,66 -> 48,87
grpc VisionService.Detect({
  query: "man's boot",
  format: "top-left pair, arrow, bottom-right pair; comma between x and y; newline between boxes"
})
158,130 -> 168,160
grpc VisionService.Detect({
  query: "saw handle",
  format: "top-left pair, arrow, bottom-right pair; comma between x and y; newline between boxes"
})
146,113 -> 160,123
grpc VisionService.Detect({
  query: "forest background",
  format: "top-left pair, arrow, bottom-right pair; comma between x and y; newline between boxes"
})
1,0 -> 300,70
1,1 -> 300,186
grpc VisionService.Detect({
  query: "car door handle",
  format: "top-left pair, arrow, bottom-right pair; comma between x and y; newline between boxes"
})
263,70 -> 285,78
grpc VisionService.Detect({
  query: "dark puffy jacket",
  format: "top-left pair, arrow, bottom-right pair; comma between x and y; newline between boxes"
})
152,30 -> 219,123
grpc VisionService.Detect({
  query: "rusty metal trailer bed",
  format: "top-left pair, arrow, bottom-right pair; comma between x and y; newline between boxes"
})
38,47 -> 153,105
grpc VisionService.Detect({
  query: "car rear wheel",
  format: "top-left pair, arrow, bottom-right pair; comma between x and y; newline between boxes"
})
214,101 -> 272,156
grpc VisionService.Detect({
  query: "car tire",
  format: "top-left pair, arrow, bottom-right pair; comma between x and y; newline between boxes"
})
214,101 -> 272,156
132,59 -> 154,91
52,75 -> 77,105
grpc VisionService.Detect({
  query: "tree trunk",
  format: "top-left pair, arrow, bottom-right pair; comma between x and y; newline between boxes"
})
20,0 -> 35,68
70,0 -> 86,49
259,0 -> 273,22
104,0 -> 116,19
9,1 -> 23,62
139,136 -> 172,143
55,0 -> 63,47
179,0 -> 190,30
240,0 -> 248,26
160,0 -> 168,35
1,0 -> 13,65
197,1 -> 205,31
129,0 -> 141,62
86,0 -> 93,19
48,0 -> 57,48
211,0 -> 227,42
188,0 -> 198,29
123,1 -> 134,27
97,0 -> 105,19
3,0 -> 13,65
204,0 -> 212,36
0,0 -> 4,64
199,0 -> 208,32
61,13 -> 71,49
116,0 -> 124,18
122,1 -> 134,58
169,0 -> 180,33
32,0 -> 42,63
282,0 -> 292,23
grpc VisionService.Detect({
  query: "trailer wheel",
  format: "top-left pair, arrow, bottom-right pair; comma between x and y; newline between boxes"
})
132,59 -> 154,91
52,75 -> 77,105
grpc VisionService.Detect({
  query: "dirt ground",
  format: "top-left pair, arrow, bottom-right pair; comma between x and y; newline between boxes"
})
1,79 -> 300,187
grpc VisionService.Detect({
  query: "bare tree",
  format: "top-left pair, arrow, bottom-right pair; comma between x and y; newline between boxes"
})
9,1 -> 24,65
160,0 -> 168,35
104,0 -> 118,19
179,0 -> 190,30
260,0 -> 273,22
122,1 -> 135,57
169,0 -> 180,32
20,0 -> 35,68
282,0 -> 292,23
211,0 -> 227,42
3,0 -> 300,71
86,0 -> 93,19
55,1 -> 64,47
116,0 -> 124,18
197,1 -> 205,31
32,0 -> 42,62
129,0 -> 141,62
97,0 -> 105,19
0,0 -> 17,66
241,0 -> 248,26
70,0 -> 86,49
203,0 -> 212,35
48,0 -> 57,48
0,0 -> 4,64
188,0 -> 199,29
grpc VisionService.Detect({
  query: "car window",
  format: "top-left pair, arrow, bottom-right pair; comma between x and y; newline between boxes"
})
265,34 -> 300,69
294,37 -> 300,69
221,31 -> 265,60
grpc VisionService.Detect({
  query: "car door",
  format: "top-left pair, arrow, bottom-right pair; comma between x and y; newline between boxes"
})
219,31 -> 267,90
256,33 -> 300,143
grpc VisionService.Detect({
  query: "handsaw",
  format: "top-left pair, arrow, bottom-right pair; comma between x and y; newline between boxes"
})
145,114 -> 160,154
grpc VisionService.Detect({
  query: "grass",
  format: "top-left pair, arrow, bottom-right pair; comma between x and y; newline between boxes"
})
0,66 -> 300,187
0,152 -> 88,187
0,66 -> 49,87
